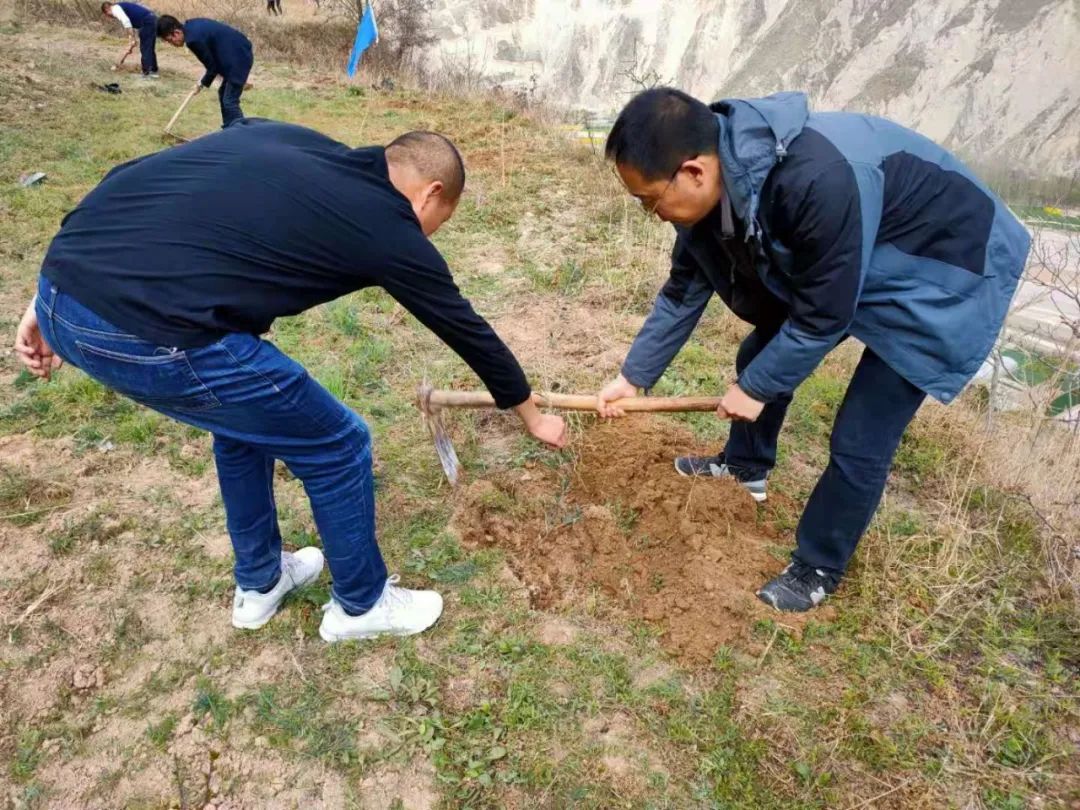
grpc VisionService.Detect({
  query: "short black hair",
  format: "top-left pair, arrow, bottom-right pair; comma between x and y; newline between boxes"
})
385,131 -> 466,201
605,87 -> 719,181
156,15 -> 183,38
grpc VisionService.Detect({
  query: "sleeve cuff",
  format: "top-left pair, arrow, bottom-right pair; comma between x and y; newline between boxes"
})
620,364 -> 652,391
495,385 -> 532,411
735,374 -> 776,404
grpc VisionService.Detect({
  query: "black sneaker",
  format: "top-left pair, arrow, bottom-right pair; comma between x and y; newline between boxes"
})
757,561 -> 841,612
673,453 -> 768,502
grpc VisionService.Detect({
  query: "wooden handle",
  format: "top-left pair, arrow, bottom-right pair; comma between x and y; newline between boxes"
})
538,393 -> 721,412
165,88 -> 198,133
426,390 -> 721,413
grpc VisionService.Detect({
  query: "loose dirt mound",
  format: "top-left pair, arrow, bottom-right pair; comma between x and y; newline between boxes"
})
453,419 -> 813,664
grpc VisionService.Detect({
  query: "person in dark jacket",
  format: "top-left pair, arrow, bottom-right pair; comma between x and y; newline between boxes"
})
157,15 -> 253,127
15,120 -> 567,641
596,88 -> 1030,612
101,1 -> 158,77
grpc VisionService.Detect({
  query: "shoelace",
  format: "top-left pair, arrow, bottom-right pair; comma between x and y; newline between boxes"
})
380,575 -> 415,614
281,553 -> 300,583
787,562 -> 833,586
708,459 -> 760,484
321,574 -> 413,615
280,551 -> 316,590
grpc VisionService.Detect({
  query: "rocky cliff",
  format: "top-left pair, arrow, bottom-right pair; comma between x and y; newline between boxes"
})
425,0 -> 1079,175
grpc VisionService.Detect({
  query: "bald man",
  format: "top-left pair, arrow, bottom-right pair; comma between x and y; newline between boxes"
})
15,119 -> 566,642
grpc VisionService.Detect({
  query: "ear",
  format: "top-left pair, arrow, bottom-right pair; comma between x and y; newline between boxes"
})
421,180 -> 445,209
678,157 -> 708,188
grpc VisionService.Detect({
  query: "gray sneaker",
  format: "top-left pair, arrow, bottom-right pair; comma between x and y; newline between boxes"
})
674,454 -> 768,502
757,562 -> 841,612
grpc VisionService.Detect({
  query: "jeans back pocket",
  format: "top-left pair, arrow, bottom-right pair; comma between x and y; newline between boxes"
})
75,341 -> 220,413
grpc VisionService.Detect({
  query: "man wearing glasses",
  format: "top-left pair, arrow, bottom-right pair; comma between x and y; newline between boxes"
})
595,88 -> 1030,612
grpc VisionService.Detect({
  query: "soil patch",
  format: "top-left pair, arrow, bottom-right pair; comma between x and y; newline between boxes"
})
452,419 -> 817,664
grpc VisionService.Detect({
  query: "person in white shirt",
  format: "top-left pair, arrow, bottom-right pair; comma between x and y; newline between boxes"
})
101,2 -> 159,78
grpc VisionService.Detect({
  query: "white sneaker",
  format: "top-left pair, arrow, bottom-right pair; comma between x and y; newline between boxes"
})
231,547 -> 325,630
318,575 -> 443,642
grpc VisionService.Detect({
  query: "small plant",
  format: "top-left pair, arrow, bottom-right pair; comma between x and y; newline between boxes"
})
192,679 -> 233,731
11,729 -> 44,782
145,713 -> 178,750
608,500 -> 639,535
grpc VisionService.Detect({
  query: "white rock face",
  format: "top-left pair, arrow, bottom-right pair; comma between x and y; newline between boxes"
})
425,0 -> 1079,174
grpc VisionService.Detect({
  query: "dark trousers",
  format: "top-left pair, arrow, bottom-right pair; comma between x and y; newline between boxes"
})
218,81 -> 245,127
724,327 -> 926,573
138,17 -> 157,74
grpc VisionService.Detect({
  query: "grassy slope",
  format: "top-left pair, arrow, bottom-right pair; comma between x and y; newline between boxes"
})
1,22 -> 1077,810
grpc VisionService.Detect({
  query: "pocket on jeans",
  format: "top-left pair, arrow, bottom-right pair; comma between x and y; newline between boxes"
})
75,342 -> 220,412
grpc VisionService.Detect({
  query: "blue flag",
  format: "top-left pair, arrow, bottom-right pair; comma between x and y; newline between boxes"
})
347,3 -> 378,77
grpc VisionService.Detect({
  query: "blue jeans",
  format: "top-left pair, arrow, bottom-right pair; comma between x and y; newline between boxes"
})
724,326 -> 926,573
35,276 -> 388,614
218,81 -> 245,127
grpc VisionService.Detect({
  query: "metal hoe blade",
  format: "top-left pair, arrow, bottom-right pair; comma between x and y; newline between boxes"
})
427,410 -> 461,485
417,382 -> 461,485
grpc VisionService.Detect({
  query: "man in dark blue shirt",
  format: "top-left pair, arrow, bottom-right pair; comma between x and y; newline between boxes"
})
16,120 -> 567,641
157,15 -> 253,127
101,1 -> 158,77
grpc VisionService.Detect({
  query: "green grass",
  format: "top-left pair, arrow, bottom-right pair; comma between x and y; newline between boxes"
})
1015,204 -> 1080,232
145,713 -> 178,751
46,510 -> 133,555
192,678 -> 235,732
10,729 -> 44,782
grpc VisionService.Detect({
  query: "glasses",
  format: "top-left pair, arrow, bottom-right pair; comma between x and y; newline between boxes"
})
612,166 -> 679,217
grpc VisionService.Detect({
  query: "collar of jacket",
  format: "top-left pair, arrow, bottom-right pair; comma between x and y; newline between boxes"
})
710,92 -> 810,243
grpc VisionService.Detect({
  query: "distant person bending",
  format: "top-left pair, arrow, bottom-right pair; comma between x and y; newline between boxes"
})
101,1 -> 159,78
157,15 -> 253,127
